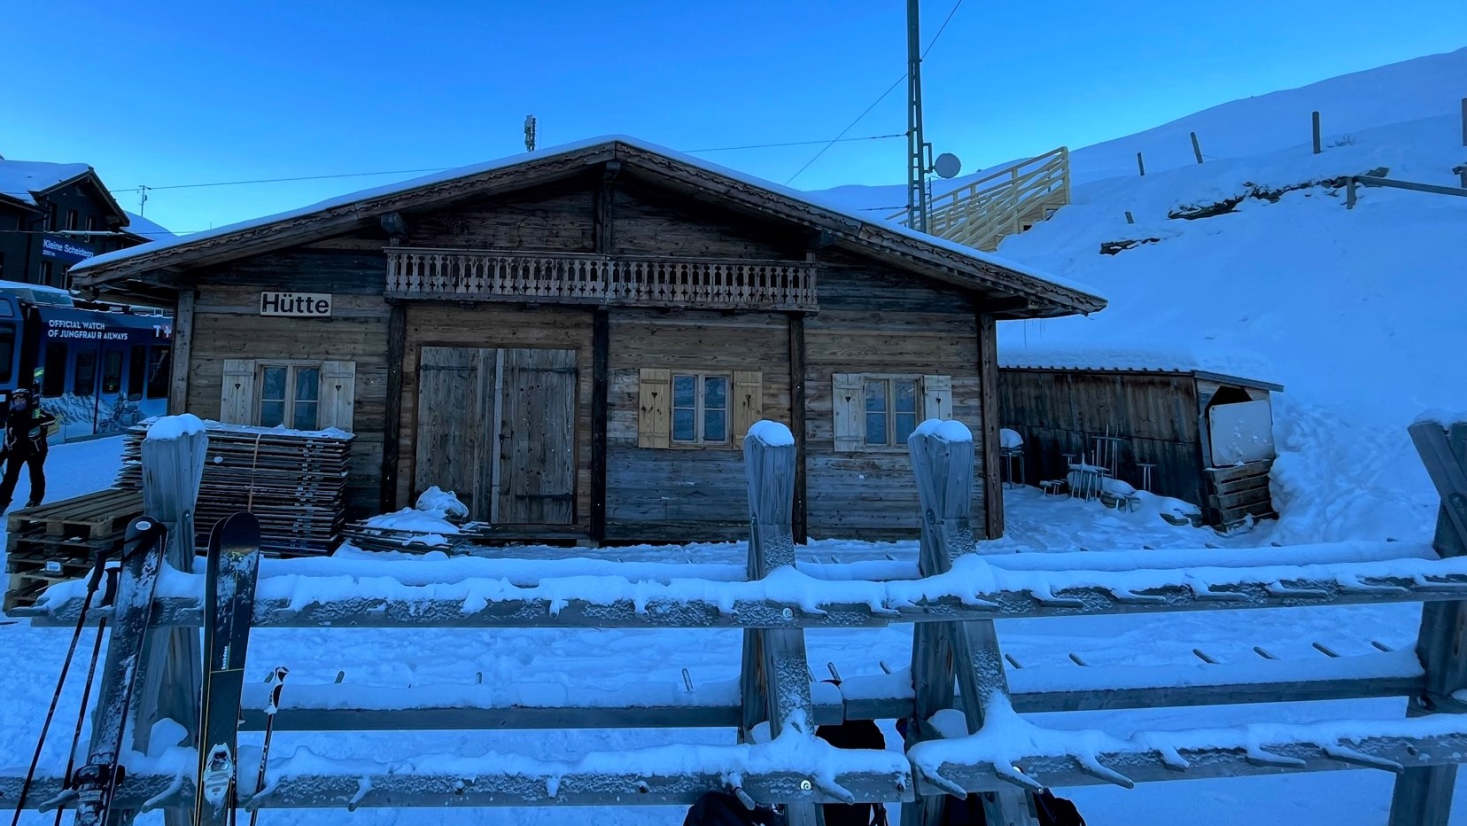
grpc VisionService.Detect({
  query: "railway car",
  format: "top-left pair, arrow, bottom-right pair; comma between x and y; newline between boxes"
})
0,280 -> 172,442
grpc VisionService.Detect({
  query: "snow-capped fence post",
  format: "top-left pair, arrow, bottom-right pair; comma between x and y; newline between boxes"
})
1189,131 -> 1204,164
903,420 -> 1023,826
737,420 -> 824,825
130,414 -> 209,826
1312,110 -> 1322,154
1388,418 -> 1467,826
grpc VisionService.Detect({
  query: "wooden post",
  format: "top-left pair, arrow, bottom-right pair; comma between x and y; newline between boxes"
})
737,422 -> 822,824
975,314 -> 1004,539
1136,152 -> 1145,177
167,289 -> 195,415
379,301 -> 406,513
1124,211 -> 1135,224
1389,420 -> 1467,826
590,308 -> 609,542
1189,131 -> 1203,164
787,312 -> 808,545
129,415 -> 209,826
1312,111 -> 1322,154
903,422 -> 1022,826
1459,99 -> 1466,188
1347,177 -> 1358,209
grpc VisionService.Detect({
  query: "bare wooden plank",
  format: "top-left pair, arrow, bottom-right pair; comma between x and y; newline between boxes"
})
379,301 -> 406,512
788,312 -> 808,544
168,289 -> 196,415
590,310 -> 609,541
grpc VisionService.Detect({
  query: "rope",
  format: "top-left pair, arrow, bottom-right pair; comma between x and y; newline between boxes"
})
247,432 -> 263,512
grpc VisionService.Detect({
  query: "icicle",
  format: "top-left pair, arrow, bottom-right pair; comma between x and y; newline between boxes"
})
1155,744 -> 1190,771
1109,588 -> 1166,605
1266,581 -> 1329,598
1077,755 -> 1135,789
918,765 -> 968,797
1322,744 -> 1404,773
138,774 -> 187,812
1194,586 -> 1249,602
991,762 -> 1045,792
346,777 -> 373,811
811,775 -> 856,804
1244,746 -> 1306,768
1336,575 -> 1409,595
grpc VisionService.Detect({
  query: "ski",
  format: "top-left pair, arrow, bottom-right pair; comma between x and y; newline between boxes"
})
70,516 -> 169,826
194,512 -> 263,826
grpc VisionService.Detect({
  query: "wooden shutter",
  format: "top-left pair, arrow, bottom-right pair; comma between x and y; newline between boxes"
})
319,361 -> 357,431
732,370 -> 763,447
219,359 -> 256,424
923,374 -> 953,420
832,373 -> 862,452
637,368 -> 671,448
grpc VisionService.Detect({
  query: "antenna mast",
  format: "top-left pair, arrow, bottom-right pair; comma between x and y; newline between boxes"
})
905,0 -> 929,233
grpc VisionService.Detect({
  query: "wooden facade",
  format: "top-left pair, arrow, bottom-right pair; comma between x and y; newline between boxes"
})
997,365 -> 1283,526
72,138 -> 1104,544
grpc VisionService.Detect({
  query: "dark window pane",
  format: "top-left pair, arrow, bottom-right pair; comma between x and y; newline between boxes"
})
260,366 -> 287,402
42,343 -> 66,397
295,366 -> 320,402
703,376 -> 726,410
146,347 -> 170,398
894,380 -> 918,413
672,407 -> 695,442
73,351 -> 96,396
704,408 -> 726,442
864,379 -> 886,412
259,400 -> 285,428
865,411 -> 888,445
128,346 -> 146,399
102,351 -> 122,393
673,374 -> 696,407
293,401 -> 319,430
0,325 -> 14,384
894,413 -> 917,444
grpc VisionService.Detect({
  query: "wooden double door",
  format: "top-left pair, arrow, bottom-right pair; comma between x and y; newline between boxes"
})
414,346 -> 576,524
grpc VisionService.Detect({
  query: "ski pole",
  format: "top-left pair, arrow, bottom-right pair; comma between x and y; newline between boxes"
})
9,549 -> 110,826
247,667 -> 288,826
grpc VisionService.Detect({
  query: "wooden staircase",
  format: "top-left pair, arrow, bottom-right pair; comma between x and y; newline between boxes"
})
894,147 -> 1071,251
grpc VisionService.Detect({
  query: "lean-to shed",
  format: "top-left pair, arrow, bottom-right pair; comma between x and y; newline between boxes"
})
68,137 -> 1105,545
996,355 -> 1283,528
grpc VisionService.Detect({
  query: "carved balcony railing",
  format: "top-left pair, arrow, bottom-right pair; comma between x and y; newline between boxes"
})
384,248 -> 818,311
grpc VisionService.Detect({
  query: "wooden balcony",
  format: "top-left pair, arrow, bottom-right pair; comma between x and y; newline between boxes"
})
384,248 -> 818,311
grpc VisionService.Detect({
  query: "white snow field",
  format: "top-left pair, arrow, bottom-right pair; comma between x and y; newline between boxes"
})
4,48 -> 1467,825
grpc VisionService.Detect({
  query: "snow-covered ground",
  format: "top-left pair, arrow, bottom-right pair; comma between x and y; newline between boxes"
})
4,48 -> 1466,826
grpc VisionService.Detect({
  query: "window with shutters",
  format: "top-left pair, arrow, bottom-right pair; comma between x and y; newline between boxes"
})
639,368 -> 762,449
220,358 -> 356,431
832,372 -> 953,452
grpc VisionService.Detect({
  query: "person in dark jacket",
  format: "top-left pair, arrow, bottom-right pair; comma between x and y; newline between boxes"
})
0,387 -> 56,512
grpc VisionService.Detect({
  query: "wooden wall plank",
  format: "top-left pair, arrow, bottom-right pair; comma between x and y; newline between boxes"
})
591,309 -> 610,541
976,313 -> 1004,539
788,312 -> 808,545
380,302 -> 406,512
168,289 -> 195,415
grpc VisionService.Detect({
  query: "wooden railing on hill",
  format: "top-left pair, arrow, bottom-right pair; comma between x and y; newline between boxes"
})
894,147 -> 1071,251
8,416 -> 1467,825
384,248 -> 819,311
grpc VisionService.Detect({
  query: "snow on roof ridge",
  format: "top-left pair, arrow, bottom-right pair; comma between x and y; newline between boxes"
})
0,159 -> 95,206
69,135 -> 1104,305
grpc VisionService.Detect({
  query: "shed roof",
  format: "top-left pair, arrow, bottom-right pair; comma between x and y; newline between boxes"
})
1000,346 -> 1283,392
70,136 -> 1106,320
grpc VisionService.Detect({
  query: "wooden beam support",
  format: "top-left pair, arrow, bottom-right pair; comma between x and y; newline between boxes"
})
590,308 -> 609,542
378,211 -> 408,240
787,312 -> 808,544
167,289 -> 195,415
594,160 -> 621,253
976,313 -> 1004,538
379,301 -> 407,513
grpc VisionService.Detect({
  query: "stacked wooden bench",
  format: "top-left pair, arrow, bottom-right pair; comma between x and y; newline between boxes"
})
115,421 -> 354,557
3,488 -> 143,611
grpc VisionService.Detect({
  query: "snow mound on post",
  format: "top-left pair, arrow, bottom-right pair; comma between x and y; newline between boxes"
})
415,486 -> 469,520
145,413 -> 205,441
999,428 -> 1023,449
745,420 -> 794,446
913,419 -> 972,443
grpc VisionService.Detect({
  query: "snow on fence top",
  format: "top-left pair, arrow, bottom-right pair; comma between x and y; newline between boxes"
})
144,413 -> 206,441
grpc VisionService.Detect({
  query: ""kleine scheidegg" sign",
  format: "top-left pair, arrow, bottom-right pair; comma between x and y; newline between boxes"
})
260,291 -> 332,318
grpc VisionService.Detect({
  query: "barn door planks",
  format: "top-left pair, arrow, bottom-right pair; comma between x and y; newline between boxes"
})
414,346 -> 495,519
496,348 -> 577,525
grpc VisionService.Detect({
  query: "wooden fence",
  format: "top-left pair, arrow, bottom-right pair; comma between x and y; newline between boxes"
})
7,416 -> 1467,825
893,147 -> 1071,251
384,248 -> 819,311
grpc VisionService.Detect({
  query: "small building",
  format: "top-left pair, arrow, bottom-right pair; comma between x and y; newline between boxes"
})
996,357 -> 1283,527
0,159 -> 168,288
70,137 -> 1104,544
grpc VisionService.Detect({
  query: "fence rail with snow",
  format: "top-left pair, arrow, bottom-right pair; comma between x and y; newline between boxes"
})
7,416 -> 1467,825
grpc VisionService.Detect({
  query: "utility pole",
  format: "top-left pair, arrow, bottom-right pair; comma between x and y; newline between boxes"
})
138,185 -> 150,216
905,0 -> 929,233
524,115 -> 537,152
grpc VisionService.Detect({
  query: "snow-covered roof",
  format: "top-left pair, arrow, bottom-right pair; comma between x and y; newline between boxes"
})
121,210 -> 174,240
71,136 -> 1105,318
0,160 -> 93,207
1000,346 -> 1283,391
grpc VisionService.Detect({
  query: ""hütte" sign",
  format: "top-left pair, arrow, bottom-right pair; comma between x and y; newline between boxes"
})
260,292 -> 332,317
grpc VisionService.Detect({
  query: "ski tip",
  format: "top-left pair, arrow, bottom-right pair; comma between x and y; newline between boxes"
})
214,511 -> 262,548
126,515 -> 167,544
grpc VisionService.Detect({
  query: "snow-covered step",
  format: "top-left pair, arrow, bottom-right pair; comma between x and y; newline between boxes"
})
0,735 -> 913,810
908,703 -> 1467,795
24,551 -> 1467,629
237,649 -> 1422,732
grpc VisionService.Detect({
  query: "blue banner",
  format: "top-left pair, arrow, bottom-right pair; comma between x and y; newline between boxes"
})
40,234 -> 95,264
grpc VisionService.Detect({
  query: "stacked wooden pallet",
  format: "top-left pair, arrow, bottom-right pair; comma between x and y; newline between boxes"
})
3,488 -> 143,612
115,421 -> 354,557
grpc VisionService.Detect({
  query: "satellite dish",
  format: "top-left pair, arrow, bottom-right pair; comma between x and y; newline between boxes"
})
933,152 -> 962,179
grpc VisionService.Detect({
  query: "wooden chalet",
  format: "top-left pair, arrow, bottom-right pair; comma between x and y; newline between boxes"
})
70,137 -> 1104,544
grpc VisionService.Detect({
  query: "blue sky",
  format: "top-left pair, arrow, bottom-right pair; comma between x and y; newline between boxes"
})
2,0 -> 1463,235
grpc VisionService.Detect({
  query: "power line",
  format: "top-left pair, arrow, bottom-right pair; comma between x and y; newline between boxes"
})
784,0 -> 966,185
